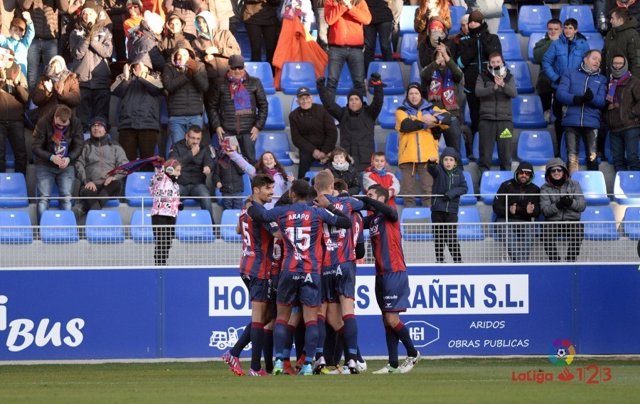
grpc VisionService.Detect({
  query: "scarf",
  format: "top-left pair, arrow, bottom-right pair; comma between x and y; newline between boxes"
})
428,68 -> 458,110
607,70 -> 631,104
332,161 -> 349,172
264,167 -> 279,178
401,98 -> 431,118
372,167 -> 386,177
52,124 -> 69,158
226,71 -> 252,115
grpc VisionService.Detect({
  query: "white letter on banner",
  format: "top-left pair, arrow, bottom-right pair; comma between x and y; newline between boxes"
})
6,319 -> 35,352
209,277 -> 251,317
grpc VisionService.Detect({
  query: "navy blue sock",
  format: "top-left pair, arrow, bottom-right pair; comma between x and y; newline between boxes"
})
315,315 -> 326,360
385,326 -> 399,368
303,321 -> 319,365
342,314 -> 358,361
263,329 -> 274,372
394,321 -> 418,357
230,322 -> 251,357
250,322 -> 265,371
273,319 -> 289,360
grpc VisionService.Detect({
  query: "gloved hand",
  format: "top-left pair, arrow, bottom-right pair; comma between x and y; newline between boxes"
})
584,87 -> 594,102
316,76 -> 325,87
556,195 -> 573,209
185,59 -> 198,75
573,95 -> 586,105
368,72 -> 382,87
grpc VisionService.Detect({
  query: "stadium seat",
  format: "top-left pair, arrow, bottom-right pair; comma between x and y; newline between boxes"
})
409,61 -> 421,85
5,140 -> 14,169
244,62 -> 275,94
559,5 -> 597,33
400,33 -> 418,64
463,101 -> 471,126
367,61 -> 405,95
532,170 -> 546,188
255,132 -> 293,166
506,60 -> 534,94
130,209 -> 153,243
322,64 -> 354,96
498,5 -> 513,33
125,172 -> 154,207
0,172 -> 28,208
513,95 -> 547,128
498,32 -> 523,61
472,133 -> 499,166
527,32 -> 546,61
480,170 -> 512,205
517,5 -> 552,36
378,95 -> 403,129
460,171 -> 477,205
40,210 -> 79,244
0,210 -> 33,244
582,206 -> 619,241
176,210 -> 216,243
621,207 -> 640,240
517,131 -> 554,165
335,95 -> 348,107
400,207 -> 433,241
290,94 -> 321,112
242,174 -> 252,198
457,206 -> 485,241
583,32 -> 604,51
264,95 -> 285,130
220,209 -> 242,242
280,62 -> 318,95
449,6 -> 465,35
572,171 -> 609,205
614,171 -> 640,205
399,5 -> 418,34
85,210 -> 125,244
385,131 -> 399,166
304,170 -> 319,182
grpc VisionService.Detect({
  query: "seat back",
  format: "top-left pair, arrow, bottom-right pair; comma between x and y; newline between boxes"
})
220,209 -> 242,242
400,207 -> 433,241
280,62 -> 318,95
176,210 -> 216,243
0,172 -> 28,208
582,206 -> 619,241
517,5 -> 552,36
86,210 -> 125,243
513,95 -> 546,128
517,131 -> 554,165
264,95 -> 286,130
614,171 -> 640,205
480,171 -> 513,205
498,32 -> 523,61
457,206 -> 484,240
0,210 -> 33,244
378,95 -> 403,129
130,209 -> 154,243
559,5 -> 597,33
367,62 -> 405,95
125,172 -> 154,207
255,132 -> 293,166
506,60 -> 534,94
572,171 -> 609,205
40,210 -> 79,244
244,62 -> 275,94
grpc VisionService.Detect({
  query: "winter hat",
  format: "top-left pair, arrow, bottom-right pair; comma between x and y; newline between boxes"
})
144,11 -> 164,35
460,14 -> 469,25
49,55 -> 67,69
89,116 -> 108,130
347,89 -> 363,103
229,54 -> 245,69
469,10 -> 484,24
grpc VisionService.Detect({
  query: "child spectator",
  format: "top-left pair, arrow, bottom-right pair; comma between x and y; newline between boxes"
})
362,151 -> 400,205
149,158 -> 182,266
0,12 -> 35,79
212,145 -> 246,210
427,147 -> 467,263
325,147 -> 361,195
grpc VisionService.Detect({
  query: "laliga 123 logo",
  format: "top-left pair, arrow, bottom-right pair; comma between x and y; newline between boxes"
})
548,338 -> 576,366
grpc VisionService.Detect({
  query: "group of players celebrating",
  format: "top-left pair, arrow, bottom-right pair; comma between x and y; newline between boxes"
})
221,169 -> 421,376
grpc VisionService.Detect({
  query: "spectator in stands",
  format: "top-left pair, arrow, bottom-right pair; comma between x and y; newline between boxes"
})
196,0 -> 234,31
605,54 -> 640,172
73,116 -> 129,217
466,0 -> 502,34
0,12 -> 34,79
169,125 -> 215,218
207,54 -> 267,164
456,10 -> 501,157
112,57 -> 163,171
32,56 -> 80,121
415,0 -> 452,67
103,0 -> 128,64
540,158 -> 586,262
212,143 -> 246,210
362,151 -> 400,204
313,0 -> 329,50
541,18 -> 589,157
418,17 -> 456,78
325,147 -> 360,195
324,0 -> 372,100
420,30 -> 463,153
123,0 -> 144,35
160,12 -> 195,62
164,0 -> 198,36
127,11 -> 165,72
192,11 -> 241,80
290,86 -> 338,179
533,18 -> 562,124
32,105 -> 84,219
556,49 -> 607,173
150,158 -> 182,266
427,146 -> 467,263
475,51 -> 516,172
240,0 -> 280,67
162,40 -> 208,145
69,5 -> 113,132
0,48 -> 29,175
605,7 -> 640,77
395,82 -> 451,208
363,0 -> 394,71
492,162 -> 540,263
317,73 -> 384,172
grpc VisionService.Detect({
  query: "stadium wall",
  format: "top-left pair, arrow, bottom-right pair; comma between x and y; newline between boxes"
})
0,264 -> 639,361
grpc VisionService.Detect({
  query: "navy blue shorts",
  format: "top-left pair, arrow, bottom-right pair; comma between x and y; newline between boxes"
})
375,271 -> 410,312
268,274 -> 279,304
277,271 -> 321,307
321,261 -> 356,303
242,274 -> 270,303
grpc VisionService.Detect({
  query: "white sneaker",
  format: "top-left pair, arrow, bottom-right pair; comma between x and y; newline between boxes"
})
372,364 -> 401,374
356,359 -> 367,373
347,359 -> 359,374
399,351 -> 421,374
313,355 -> 326,375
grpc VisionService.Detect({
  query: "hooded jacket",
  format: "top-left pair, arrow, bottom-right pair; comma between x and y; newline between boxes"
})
192,11 -> 241,79
556,64 -> 607,129
456,22 -> 502,92
160,13 -> 195,61
541,32 -> 589,88
127,18 -> 166,71
161,40 -> 209,117
427,147 -> 467,214
492,162 -> 541,222
69,20 -> 113,88
75,133 -> 129,186
540,158 -> 586,222
32,56 -> 81,121
475,65 -> 517,121
604,17 -> 640,77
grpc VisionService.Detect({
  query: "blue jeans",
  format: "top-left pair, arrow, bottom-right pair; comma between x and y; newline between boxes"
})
327,45 -> 366,100
36,164 -> 75,218
168,115 -> 203,145
179,183 -> 213,221
221,193 -> 244,210
27,38 -> 58,90
610,128 -> 640,172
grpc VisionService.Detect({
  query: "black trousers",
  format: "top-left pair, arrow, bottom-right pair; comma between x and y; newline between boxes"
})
542,222 -> 584,262
152,215 -> 176,266
78,179 -> 123,211
432,210 -> 462,263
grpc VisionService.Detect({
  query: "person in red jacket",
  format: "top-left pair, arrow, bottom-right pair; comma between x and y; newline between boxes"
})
362,151 -> 400,205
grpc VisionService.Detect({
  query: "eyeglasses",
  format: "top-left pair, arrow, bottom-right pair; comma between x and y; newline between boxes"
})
517,170 -> 532,175
230,66 -> 244,71
550,168 -> 563,173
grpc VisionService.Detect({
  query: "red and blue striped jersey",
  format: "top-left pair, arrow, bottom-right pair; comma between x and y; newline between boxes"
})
365,211 -> 407,275
321,195 -> 363,266
270,237 -> 283,278
239,208 -> 274,279
352,211 -> 364,261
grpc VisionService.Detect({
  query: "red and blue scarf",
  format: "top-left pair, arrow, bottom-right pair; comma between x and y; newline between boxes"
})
428,68 -> 458,110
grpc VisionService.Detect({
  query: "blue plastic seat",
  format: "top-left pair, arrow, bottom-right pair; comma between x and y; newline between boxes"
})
130,209 -> 153,243
506,60 -> 534,94
385,131 -> 399,166
527,32 -> 546,61
335,95 -> 348,107
480,170 -> 512,205
559,5 -> 597,33
572,171 -> 609,205
176,210 -> 215,243
40,210 -> 79,244
517,130 -> 554,165
0,172 -> 28,208
304,170 -> 319,183
532,170 -> 546,188
399,5 -> 418,34
280,62 -> 318,95
457,206 -> 484,240
400,33 -> 418,64
614,171 -> 640,205
322,64 -> 354,96
583,32 -> 604,51
0,210 -> 33,244
367,61 -> 405,95
498,32 -> 523,61
449,6 -> 465,36
255,132 -> 293,166
498,5 -> 513,32
460,171 -> 477,205
400,207 -> 433,241
378,95 -> 403,129
517,5 -> 552,36
264,95 -> 285,130
409,61 -> 421,85
582,206 -> 619,241
622,207 -> 640,240
125,172 -> 154,207
220,209 -> 242,242
513,95 -> 547,128
242,174 -> 252,198
85,210 -> 125,244
244,62 -> 275,94
472,133 -> 499,166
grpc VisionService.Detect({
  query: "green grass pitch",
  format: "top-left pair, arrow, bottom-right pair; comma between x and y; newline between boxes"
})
0,358 -> 639,403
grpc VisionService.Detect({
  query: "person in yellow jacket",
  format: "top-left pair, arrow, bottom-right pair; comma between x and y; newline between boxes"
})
395,82 -> 451,207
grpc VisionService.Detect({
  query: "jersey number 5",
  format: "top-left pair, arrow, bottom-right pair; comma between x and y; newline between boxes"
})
285,227 -> 311,252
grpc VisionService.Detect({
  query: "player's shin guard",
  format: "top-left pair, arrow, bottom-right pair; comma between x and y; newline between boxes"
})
273,319 -> 290,360
250,322 -> 265,371
230,321 -> 252,357
315,315 -> 326,360
393,321 -> 418,357
385,326 -> 400,368
263,329 -> 274,373
342,314 -> 358,361
303,320 -> 319,365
